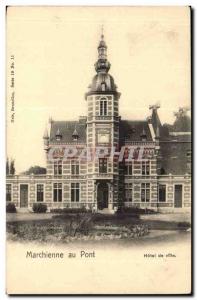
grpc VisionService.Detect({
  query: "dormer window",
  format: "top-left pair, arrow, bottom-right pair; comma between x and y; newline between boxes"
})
55,128 -> 62,141
72,128 -> 79,141
101,82 -> 106,91
140,128 -> 147,141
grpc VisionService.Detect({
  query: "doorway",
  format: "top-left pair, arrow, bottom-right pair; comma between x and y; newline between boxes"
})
174,185 -> 182,208
20,184 -> 28,208
97,182 -> 108,210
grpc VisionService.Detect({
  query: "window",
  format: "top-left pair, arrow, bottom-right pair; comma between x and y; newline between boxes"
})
125,183 -> 133,202
160,167 -> 166,175
53,183 -> 62,202
187,150 -> 191,159
71,160 -> 79,175
54,160 -> 62,175
37,184 -> 44,202
101,82 -> 106,91
141,183 -> 150,202
6,184 -> 11,201
186,150 -> 191,173
99,158 -> 107,173
100,99 -> 107,116
124,162 -> 133,175
71,183 -> 80,202
142,161 -> 150,175
159,185 -> 166,202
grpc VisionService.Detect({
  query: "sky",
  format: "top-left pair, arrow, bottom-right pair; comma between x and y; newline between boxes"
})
6,6 -> 191,173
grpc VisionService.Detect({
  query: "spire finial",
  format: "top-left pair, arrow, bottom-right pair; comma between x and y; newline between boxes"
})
149,103 -> 160,111
101,24 -> 104,39
95,26 -> 111,73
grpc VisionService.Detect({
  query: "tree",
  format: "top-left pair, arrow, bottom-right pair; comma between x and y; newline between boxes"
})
173,108 -> 191,132
173,115 -> 191,132
6,158 -> 9,175
21,165 -> 46,175
10,159 -> 15,175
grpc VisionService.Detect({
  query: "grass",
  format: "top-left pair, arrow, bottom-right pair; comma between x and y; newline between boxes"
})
6,212 -> 191,243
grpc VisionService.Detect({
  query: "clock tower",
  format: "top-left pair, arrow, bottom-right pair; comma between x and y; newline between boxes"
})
85,32 -> 121,211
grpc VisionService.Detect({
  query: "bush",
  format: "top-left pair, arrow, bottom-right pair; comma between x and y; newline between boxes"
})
116,206 -> 156,215
6,202 -> 16,213
33,203 -> 47,213
177,222 -> 191,230
6,214 -> 94,242
66,214 -> 94,236
50,207 -> 87,214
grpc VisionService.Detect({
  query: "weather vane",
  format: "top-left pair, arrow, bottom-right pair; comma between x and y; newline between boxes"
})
101,24 -> 104,38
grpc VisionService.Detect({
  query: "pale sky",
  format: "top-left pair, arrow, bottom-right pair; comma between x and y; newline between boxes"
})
6,6 -> 191,173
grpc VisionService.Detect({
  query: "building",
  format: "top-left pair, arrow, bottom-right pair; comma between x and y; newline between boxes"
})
6,33 -> 191,213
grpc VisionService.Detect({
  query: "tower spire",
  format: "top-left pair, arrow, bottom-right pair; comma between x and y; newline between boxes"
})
85,28 -> 120,99
95,27 -> 111,73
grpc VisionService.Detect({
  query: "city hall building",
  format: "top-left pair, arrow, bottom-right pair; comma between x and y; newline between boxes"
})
6,34 -> 191,213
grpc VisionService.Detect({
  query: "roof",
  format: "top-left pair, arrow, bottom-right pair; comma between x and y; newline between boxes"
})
164,115 -> 191,133
49,121 -> 86,144
86,73 -> 119,98
119,120 -> 153,143
49,119 -> 153,144
151,108 -> 161,132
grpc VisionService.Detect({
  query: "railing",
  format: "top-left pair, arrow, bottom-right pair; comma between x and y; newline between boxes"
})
124,141 -> 155,146
93,174 -> 113,179
158,174 -> 191,179
6,173 -> 191,181
6,174 -> 47,180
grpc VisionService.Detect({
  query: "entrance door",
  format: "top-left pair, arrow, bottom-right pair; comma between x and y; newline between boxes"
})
20,184 -> 28,207
174,185 -> 182,208
97,182 -> 108,210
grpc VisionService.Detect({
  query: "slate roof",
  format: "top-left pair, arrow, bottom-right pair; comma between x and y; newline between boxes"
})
50,121 -> 86,144
151,109 -> 161,133
86,73 -> 118,95
49,119 -> 153,144
119,120 -> 153,143
49,118 -> 191,175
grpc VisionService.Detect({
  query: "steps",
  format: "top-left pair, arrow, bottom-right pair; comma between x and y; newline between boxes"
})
98,208 -> 115,215
17,208 -> 31,213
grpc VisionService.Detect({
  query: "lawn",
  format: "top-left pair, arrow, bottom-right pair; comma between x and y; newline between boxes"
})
6,212 -> 191,244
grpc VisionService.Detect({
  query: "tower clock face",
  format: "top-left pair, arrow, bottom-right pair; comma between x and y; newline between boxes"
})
98,133 -> 110,144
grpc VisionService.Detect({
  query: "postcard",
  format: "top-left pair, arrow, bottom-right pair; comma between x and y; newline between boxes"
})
6,6 -> 191,294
